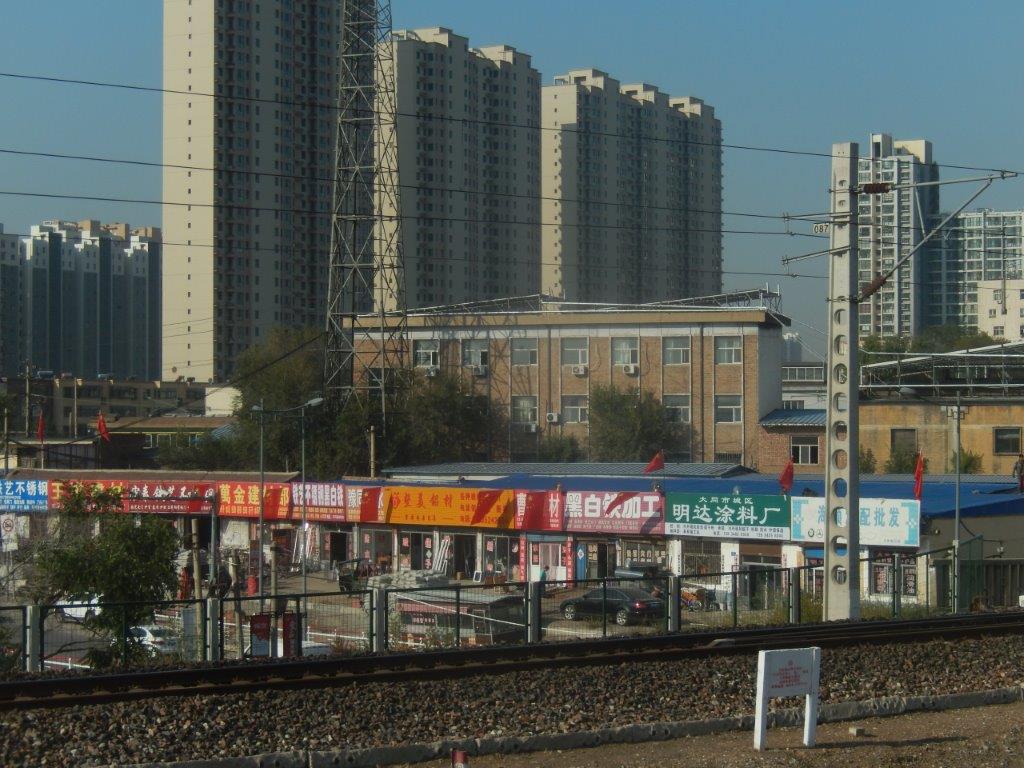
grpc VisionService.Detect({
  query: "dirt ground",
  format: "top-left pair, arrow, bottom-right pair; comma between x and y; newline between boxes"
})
420,700 -> 1024,768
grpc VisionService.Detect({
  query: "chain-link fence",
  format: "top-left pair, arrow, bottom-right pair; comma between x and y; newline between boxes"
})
384,583 -> 528,651
39,598 -> 207,670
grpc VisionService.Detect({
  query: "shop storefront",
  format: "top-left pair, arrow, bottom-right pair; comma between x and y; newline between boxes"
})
482,533 -> 519,581
563,490 -> 664,579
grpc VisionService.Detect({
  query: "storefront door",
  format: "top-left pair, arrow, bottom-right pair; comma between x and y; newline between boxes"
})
400,530 -> 434,571
483,535 -> 518,581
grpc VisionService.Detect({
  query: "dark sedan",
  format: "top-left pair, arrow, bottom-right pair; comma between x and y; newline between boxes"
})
559,586 -> 664,626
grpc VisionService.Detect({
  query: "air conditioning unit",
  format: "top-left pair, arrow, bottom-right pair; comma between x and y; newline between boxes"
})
571,364 -> 588,376
524,423 -> 538,434
545,412 -> 561,424
424,366 -> 440,377
471,364 -> 489,377
623,364 -> 639,375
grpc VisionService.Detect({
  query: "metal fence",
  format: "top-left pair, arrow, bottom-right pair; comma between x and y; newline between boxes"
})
383,582 -> 528,651
1,554 -> 987,672
219,591 -> 372,661
37,598 -> 208,670
538,577 -> 669,642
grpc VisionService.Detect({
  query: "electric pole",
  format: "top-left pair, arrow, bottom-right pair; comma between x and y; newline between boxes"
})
823,142 -> 861,621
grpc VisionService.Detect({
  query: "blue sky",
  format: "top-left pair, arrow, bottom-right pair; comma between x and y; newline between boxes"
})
1,0 -> 1023,354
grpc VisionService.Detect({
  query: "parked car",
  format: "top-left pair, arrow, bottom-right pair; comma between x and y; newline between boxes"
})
59,595 -> 103,622
560,586 -> 664,626
127,625 -> 179,655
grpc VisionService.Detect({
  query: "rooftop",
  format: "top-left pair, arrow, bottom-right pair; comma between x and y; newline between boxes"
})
759,409 -> 827,427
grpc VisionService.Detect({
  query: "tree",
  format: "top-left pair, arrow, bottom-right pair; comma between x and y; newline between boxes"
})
32,484 -> 179,665
885,448 -> 926,475
859,447 -> 877,474
951,448 -> 983,474
588,385 -> 688,462
537,434 -> 583,463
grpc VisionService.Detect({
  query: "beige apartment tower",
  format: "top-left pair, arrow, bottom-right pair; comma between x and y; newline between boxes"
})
541,69 -> 722,303
388,28 -> 541,308
162,0 -> 341,382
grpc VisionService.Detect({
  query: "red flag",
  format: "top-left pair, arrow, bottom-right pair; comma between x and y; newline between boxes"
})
779,457 -> 795,494
96,412 -> 111,442
913,453 -> 925,500
35,412 -> 45,443
643,450 -> 665,474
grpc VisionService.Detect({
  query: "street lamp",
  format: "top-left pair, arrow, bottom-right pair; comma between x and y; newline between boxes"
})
250,397 -> 325,607
298,397 -> 325,601
899,386 -> 965,612
251,401 -> 266,606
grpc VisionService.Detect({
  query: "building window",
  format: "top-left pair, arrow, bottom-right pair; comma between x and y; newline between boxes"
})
663,336 -> 691,365
511,338 -> 537,366
561,395 -> 589,423
611,337 -> 639,365
714,336 -> 742,364
782,365 -> 825,382
890,428 -> 917,454
413,339 -> 439,367
461,339 -> 489,367
681,539 -> 719,575
511,396 -> 538,425
783,400 -> 805,410
664,395 -> 691,423
714,395 -> 742,423
993,326 -> 1004,337
714,452 -> 742,464
791,435 -> 819,465
994,427 -> 1021,455
989,308 -> 997,318
561,337 -> 588,366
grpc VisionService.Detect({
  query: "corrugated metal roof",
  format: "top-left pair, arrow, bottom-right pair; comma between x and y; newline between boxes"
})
5,469 -> 298,482
759,408 -> 827,426
384,462 -> 747,479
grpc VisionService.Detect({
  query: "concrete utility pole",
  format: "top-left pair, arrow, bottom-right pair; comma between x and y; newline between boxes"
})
823,142 -> 861,621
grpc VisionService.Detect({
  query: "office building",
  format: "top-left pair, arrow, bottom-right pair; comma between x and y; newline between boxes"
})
929,209 -> 1024,330
162,0 -> 341,382
389,28 -> 541,308
13,220 -> 161,380
541,69 -> 722,303
855,133 -> 939,338
353,291 -> 785,465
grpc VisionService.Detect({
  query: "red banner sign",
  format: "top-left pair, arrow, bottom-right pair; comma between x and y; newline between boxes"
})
214,482 -> 291,520
290,482 -> 346,523
50,479 -> 215,515
514,490 -> 563,531
563,491 -> 664,535
346,485 -> 383,523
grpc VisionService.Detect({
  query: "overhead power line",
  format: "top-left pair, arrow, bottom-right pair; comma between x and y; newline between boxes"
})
1,70 -> 1020,176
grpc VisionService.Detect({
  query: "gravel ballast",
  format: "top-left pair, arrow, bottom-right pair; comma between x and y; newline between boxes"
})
3,634 -> 1024,767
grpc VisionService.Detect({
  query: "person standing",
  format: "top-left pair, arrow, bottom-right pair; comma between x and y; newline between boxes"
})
538,565 -> 549,599
1014,453 -> 1024,493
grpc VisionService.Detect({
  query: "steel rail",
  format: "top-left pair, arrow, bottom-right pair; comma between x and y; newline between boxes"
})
3,611 -> 1022,711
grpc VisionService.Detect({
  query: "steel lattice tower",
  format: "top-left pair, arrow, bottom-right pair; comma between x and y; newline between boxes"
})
324,0 -> 406,414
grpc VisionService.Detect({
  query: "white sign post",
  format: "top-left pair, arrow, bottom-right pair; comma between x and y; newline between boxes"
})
754,647 -> 821,751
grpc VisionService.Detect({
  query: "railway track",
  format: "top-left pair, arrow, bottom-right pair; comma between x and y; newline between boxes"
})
3,611 -> 1022,711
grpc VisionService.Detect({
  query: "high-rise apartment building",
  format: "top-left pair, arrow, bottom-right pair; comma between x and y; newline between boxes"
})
8,220 -> 161,380
389,28 -> 541,308
0,224 -> 24,376
855,133 -> 939,338
162,0 -> 341,382
541,69 -> 722,303
928,209 -> 1024,330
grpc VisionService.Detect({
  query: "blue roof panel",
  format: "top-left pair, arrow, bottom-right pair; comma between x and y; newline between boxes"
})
759,409 -> 827,427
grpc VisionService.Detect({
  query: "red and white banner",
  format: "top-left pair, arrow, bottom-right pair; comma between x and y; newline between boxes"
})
346,485 -> 383,523
514,490 -> 563,531
563,491 -> 664,535
291,482 -> 346,523
50,479 -> 216,515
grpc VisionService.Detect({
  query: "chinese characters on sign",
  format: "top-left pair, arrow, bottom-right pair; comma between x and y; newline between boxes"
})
514,490 -> 563,531
216,482 -> 291,519
665,493 -> 789,540
0,479 -> 48,512
563,492 -> 663,535
291,482 -> 346,523
790,497 -> 920,548
754,647 -> 821,751
384,487 -> 515,529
